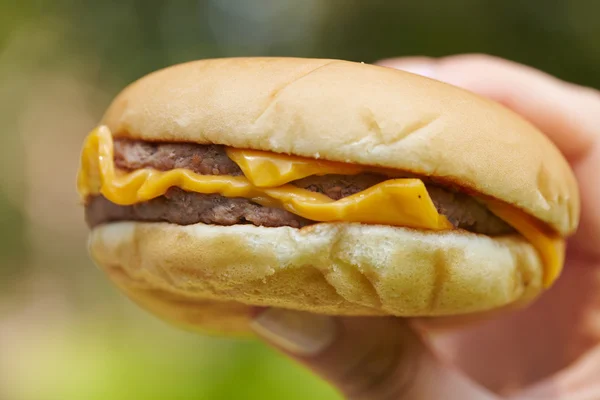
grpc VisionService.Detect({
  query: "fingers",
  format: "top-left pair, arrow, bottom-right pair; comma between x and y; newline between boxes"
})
510,345 -> 600,399
251,309 -> 496,400
571,143 -> 600,257
376,54 -> 600,258
376,54 -> 600,161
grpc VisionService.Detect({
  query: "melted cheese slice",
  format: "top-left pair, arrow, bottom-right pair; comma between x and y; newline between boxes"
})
78,126 -> 452,230
78,126 -> 564,286
487,200 -> 565,287
225,148 -> 364,187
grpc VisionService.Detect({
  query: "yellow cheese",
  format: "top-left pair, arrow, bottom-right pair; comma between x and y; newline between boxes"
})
78,126 -> 564,286
78,126 -> 452,230
264,180 -> 452,229
486,200 -> 565,287
226,148 -> 364,187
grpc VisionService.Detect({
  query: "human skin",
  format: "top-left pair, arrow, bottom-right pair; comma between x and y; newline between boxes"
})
250,54 -> 600,400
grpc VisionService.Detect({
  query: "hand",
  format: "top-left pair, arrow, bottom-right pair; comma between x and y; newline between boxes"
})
250,54 -> 600,399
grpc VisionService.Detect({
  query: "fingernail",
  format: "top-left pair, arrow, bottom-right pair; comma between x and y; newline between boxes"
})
250,309 -> 337,356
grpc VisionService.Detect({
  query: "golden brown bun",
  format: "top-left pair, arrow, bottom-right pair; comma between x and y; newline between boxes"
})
101,57 -> 579,235
89,221 -> 544,335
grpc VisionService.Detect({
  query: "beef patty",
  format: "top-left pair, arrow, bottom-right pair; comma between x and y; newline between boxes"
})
85,139 -> 515,235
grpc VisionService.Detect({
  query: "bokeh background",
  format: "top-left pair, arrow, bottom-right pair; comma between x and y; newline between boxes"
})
1,1 -> 598,399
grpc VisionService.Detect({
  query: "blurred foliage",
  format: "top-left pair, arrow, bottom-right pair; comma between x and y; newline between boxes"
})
0,0 -> 598,399
2,318 -> 337,400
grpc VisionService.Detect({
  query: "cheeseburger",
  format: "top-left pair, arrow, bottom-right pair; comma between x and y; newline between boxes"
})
77,57 -> 579,334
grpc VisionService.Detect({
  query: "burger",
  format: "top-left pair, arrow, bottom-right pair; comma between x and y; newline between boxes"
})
77,57 -> 579,335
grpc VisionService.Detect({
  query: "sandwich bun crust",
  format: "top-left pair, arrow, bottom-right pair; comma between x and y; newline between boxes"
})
89,221 -> 543,334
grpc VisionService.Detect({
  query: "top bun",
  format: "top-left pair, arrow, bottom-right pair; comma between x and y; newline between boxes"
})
101,57 -> 579,236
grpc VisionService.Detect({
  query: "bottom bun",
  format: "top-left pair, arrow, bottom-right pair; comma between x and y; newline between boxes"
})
88,221 -> 544,334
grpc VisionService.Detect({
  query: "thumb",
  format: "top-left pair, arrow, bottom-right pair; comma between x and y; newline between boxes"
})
251,309 -> 496,399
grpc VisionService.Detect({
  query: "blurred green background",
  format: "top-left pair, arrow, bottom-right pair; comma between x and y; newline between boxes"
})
0,1 -> 598,399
